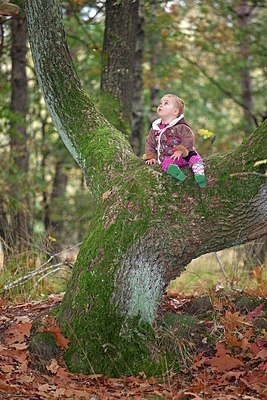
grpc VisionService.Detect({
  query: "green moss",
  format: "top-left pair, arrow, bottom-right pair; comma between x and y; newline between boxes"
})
98,91 -> 131,136
57,199 -> 158,376
63,312 -> 164,377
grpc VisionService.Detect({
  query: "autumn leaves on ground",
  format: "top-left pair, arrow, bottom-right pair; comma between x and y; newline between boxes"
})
1,271 -> 266,400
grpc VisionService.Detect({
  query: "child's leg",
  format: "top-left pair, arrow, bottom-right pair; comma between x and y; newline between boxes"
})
188,155 -> 207,188
161,158 -> 187,182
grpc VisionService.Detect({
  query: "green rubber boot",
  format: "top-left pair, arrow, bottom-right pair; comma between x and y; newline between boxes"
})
167,164 -> 187,181
194,174 -> 207,188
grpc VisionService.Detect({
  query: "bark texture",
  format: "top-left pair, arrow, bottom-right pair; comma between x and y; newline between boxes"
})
25,0 -> 267,377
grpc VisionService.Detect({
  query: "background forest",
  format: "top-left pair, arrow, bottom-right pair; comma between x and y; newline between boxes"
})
0,0 -> 266,301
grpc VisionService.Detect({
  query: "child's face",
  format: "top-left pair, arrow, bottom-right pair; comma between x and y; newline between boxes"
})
157,96 -> 179,121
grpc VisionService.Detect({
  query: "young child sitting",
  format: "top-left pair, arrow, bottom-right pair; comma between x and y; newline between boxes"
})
143,93 -> 207,188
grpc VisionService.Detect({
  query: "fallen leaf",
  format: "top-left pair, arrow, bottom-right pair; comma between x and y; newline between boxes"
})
222,310 -> 250,331
0,365 -> 14,373
47,358 -> 60,374
207,342 -> 244,372
39,316 -> 69,349
247,303 -> 265,321
102,190 -> 112,200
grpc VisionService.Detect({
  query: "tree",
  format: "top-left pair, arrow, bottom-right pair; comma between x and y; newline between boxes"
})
9,11 -> 32,251
0,7 -> 32,253
130,0 -> 145,156
100,0 -> 139,134
25,0 -> 267,377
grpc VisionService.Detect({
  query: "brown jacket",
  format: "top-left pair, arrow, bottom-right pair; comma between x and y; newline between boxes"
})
143,117 -> 195,163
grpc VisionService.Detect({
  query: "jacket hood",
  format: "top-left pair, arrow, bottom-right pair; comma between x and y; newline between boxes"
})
152,114 -> 184,131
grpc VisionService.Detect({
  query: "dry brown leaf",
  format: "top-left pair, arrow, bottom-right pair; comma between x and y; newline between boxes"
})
222,310 -> 250,331
47,358 -> 60,374
102,190 -> 112,200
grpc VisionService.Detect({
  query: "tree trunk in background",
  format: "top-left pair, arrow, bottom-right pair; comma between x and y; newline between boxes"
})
25,0 -> 267,377
147,0 -> 160,125
9,14 -> 31,251
235,2 -> 267,266
130,1 -> 145,156
43,159 -> 68,257
236,2 -> 256,133
0,203 -> 8,247
45,160 -> 68,233
100,0 -> 139,134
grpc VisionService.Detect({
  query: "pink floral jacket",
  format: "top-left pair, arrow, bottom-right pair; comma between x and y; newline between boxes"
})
143,116 -> 196,164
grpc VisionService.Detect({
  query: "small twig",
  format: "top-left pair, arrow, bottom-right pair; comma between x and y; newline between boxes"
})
230,172 -> 267,178
28,266 -> 69,299
214,252 -> 231,287
0,390 -> 30,398
1,262 -> 70,292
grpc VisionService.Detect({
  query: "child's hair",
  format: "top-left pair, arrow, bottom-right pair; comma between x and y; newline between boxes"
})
164,94 -> 185,115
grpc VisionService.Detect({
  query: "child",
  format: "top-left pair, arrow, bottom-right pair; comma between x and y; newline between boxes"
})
143,94 -> 207,188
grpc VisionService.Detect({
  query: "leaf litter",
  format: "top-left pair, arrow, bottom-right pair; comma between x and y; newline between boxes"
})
0,290 -> 266,400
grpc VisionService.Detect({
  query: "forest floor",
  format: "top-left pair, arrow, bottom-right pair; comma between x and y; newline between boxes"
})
0,288 -> 266,400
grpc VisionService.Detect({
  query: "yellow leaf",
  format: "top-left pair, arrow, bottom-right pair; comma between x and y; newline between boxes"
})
254,159 -> 267,167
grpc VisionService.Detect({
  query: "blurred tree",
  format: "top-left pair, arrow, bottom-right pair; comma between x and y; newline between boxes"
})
232,0 -> 266,266
25,0 -> 267,377
9,10 -> 32,251
235,1 -> 256,133
130,0 -> 145,156
100,0 -> 139,133
145,0 -> 161,127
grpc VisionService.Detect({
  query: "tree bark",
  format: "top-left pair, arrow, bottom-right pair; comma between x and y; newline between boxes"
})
100,0 -> 139,134
25,0 -> 267,377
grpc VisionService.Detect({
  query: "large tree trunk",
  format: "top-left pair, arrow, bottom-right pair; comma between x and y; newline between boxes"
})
25,0 -> 267,377
100,0 -> 139,134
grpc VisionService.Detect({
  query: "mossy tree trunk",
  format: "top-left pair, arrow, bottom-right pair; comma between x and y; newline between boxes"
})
25,0 -> 267,377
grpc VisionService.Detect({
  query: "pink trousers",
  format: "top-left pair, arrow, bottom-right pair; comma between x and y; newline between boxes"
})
161,154 -> 203,172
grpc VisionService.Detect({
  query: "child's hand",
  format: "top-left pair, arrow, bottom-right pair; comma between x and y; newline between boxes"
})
145,158 -> 157,165
171,150 -> 183,160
